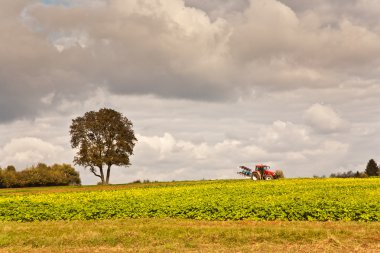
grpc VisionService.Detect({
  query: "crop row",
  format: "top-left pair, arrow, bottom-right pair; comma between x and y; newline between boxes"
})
0,178 -> 379,222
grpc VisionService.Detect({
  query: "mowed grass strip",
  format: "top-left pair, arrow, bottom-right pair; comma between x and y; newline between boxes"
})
0,219 -> 379,253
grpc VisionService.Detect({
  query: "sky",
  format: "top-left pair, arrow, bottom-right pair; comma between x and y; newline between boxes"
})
1,0 -> 380,185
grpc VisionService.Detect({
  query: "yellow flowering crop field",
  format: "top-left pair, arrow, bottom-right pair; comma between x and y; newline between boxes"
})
0,178 -> 379,222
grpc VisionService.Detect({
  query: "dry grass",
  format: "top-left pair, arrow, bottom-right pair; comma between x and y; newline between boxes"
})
0,219 -> 379,252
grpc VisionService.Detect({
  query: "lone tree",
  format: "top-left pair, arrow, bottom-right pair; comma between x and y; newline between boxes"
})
365,159 -> 379,177
70,108 -> 137,184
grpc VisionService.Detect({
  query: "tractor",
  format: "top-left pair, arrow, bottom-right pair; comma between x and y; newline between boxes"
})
238,164 -> 278,180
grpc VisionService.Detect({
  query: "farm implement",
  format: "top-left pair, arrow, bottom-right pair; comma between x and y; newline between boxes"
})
238,164 -> 278,180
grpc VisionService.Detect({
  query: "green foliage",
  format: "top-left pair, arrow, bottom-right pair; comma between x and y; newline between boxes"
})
275,170 -> 285,179
365,159 -> 379,177
0,178 -> 379,222
70,108 -> 137,184
6,165 -> 16,172
0,163 -> 81,188
330,170 -> 368,178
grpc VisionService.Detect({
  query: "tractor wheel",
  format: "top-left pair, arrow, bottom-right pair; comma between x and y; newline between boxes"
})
251,171 -> 260,180
264,175 -> 273,180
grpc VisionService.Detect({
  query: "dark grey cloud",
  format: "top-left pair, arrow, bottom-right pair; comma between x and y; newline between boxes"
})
0,1 -> 95,122
185,0 -> 249,12
0,0 -> 234,122
1,0 -> 380,123
184,0 -> 249,19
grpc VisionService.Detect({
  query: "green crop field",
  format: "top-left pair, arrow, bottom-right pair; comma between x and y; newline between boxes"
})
1,178 -> 380,252
0,178 -> 379,222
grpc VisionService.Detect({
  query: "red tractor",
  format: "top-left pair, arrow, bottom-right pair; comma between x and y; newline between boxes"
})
238,164 -> 278,180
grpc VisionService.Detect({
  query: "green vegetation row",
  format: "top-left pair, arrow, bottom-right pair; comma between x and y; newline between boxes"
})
0,178 -> 379,222
0,163 -> 81,188
327,158 -> 380,178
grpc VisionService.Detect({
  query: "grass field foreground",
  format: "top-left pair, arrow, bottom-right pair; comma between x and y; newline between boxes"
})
0,218 -> 379,253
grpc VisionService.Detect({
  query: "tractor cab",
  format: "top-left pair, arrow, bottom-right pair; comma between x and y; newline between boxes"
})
255,164 -> 270,173
254,164 -> 272,179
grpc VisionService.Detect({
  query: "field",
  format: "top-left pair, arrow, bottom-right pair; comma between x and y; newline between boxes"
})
1,219 -> 379,252
0,178 -> 379,222
1,178 -> 380,252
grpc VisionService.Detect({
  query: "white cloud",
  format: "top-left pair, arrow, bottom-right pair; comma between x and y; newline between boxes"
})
51,30 -> 90,52
137,133 -> 177,160
304,103 -> 348,133
41,92 -> 55,105
0,137 -> 66,169
257,121 -> 311,151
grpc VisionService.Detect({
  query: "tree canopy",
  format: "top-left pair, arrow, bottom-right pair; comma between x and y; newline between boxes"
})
0,163 -> 81,188
70,108 -> 137,184
365,159 -> 379,177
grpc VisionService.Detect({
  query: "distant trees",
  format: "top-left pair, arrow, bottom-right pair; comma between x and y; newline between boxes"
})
70,108 -> 137,185
0,163 -> 81,188
365,159 -> 379,177
330,158 -> 379,178
330,170 -> 368,178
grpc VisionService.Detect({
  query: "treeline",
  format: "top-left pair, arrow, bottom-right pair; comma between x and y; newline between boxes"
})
330,159 -> 380,178
0,163 -> 81,188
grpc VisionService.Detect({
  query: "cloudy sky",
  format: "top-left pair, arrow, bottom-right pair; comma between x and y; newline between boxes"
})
1,0 -> 380,184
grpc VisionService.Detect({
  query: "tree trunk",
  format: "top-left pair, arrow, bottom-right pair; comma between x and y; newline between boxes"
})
99,165 -> 105,184
106,164 -> 112,184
